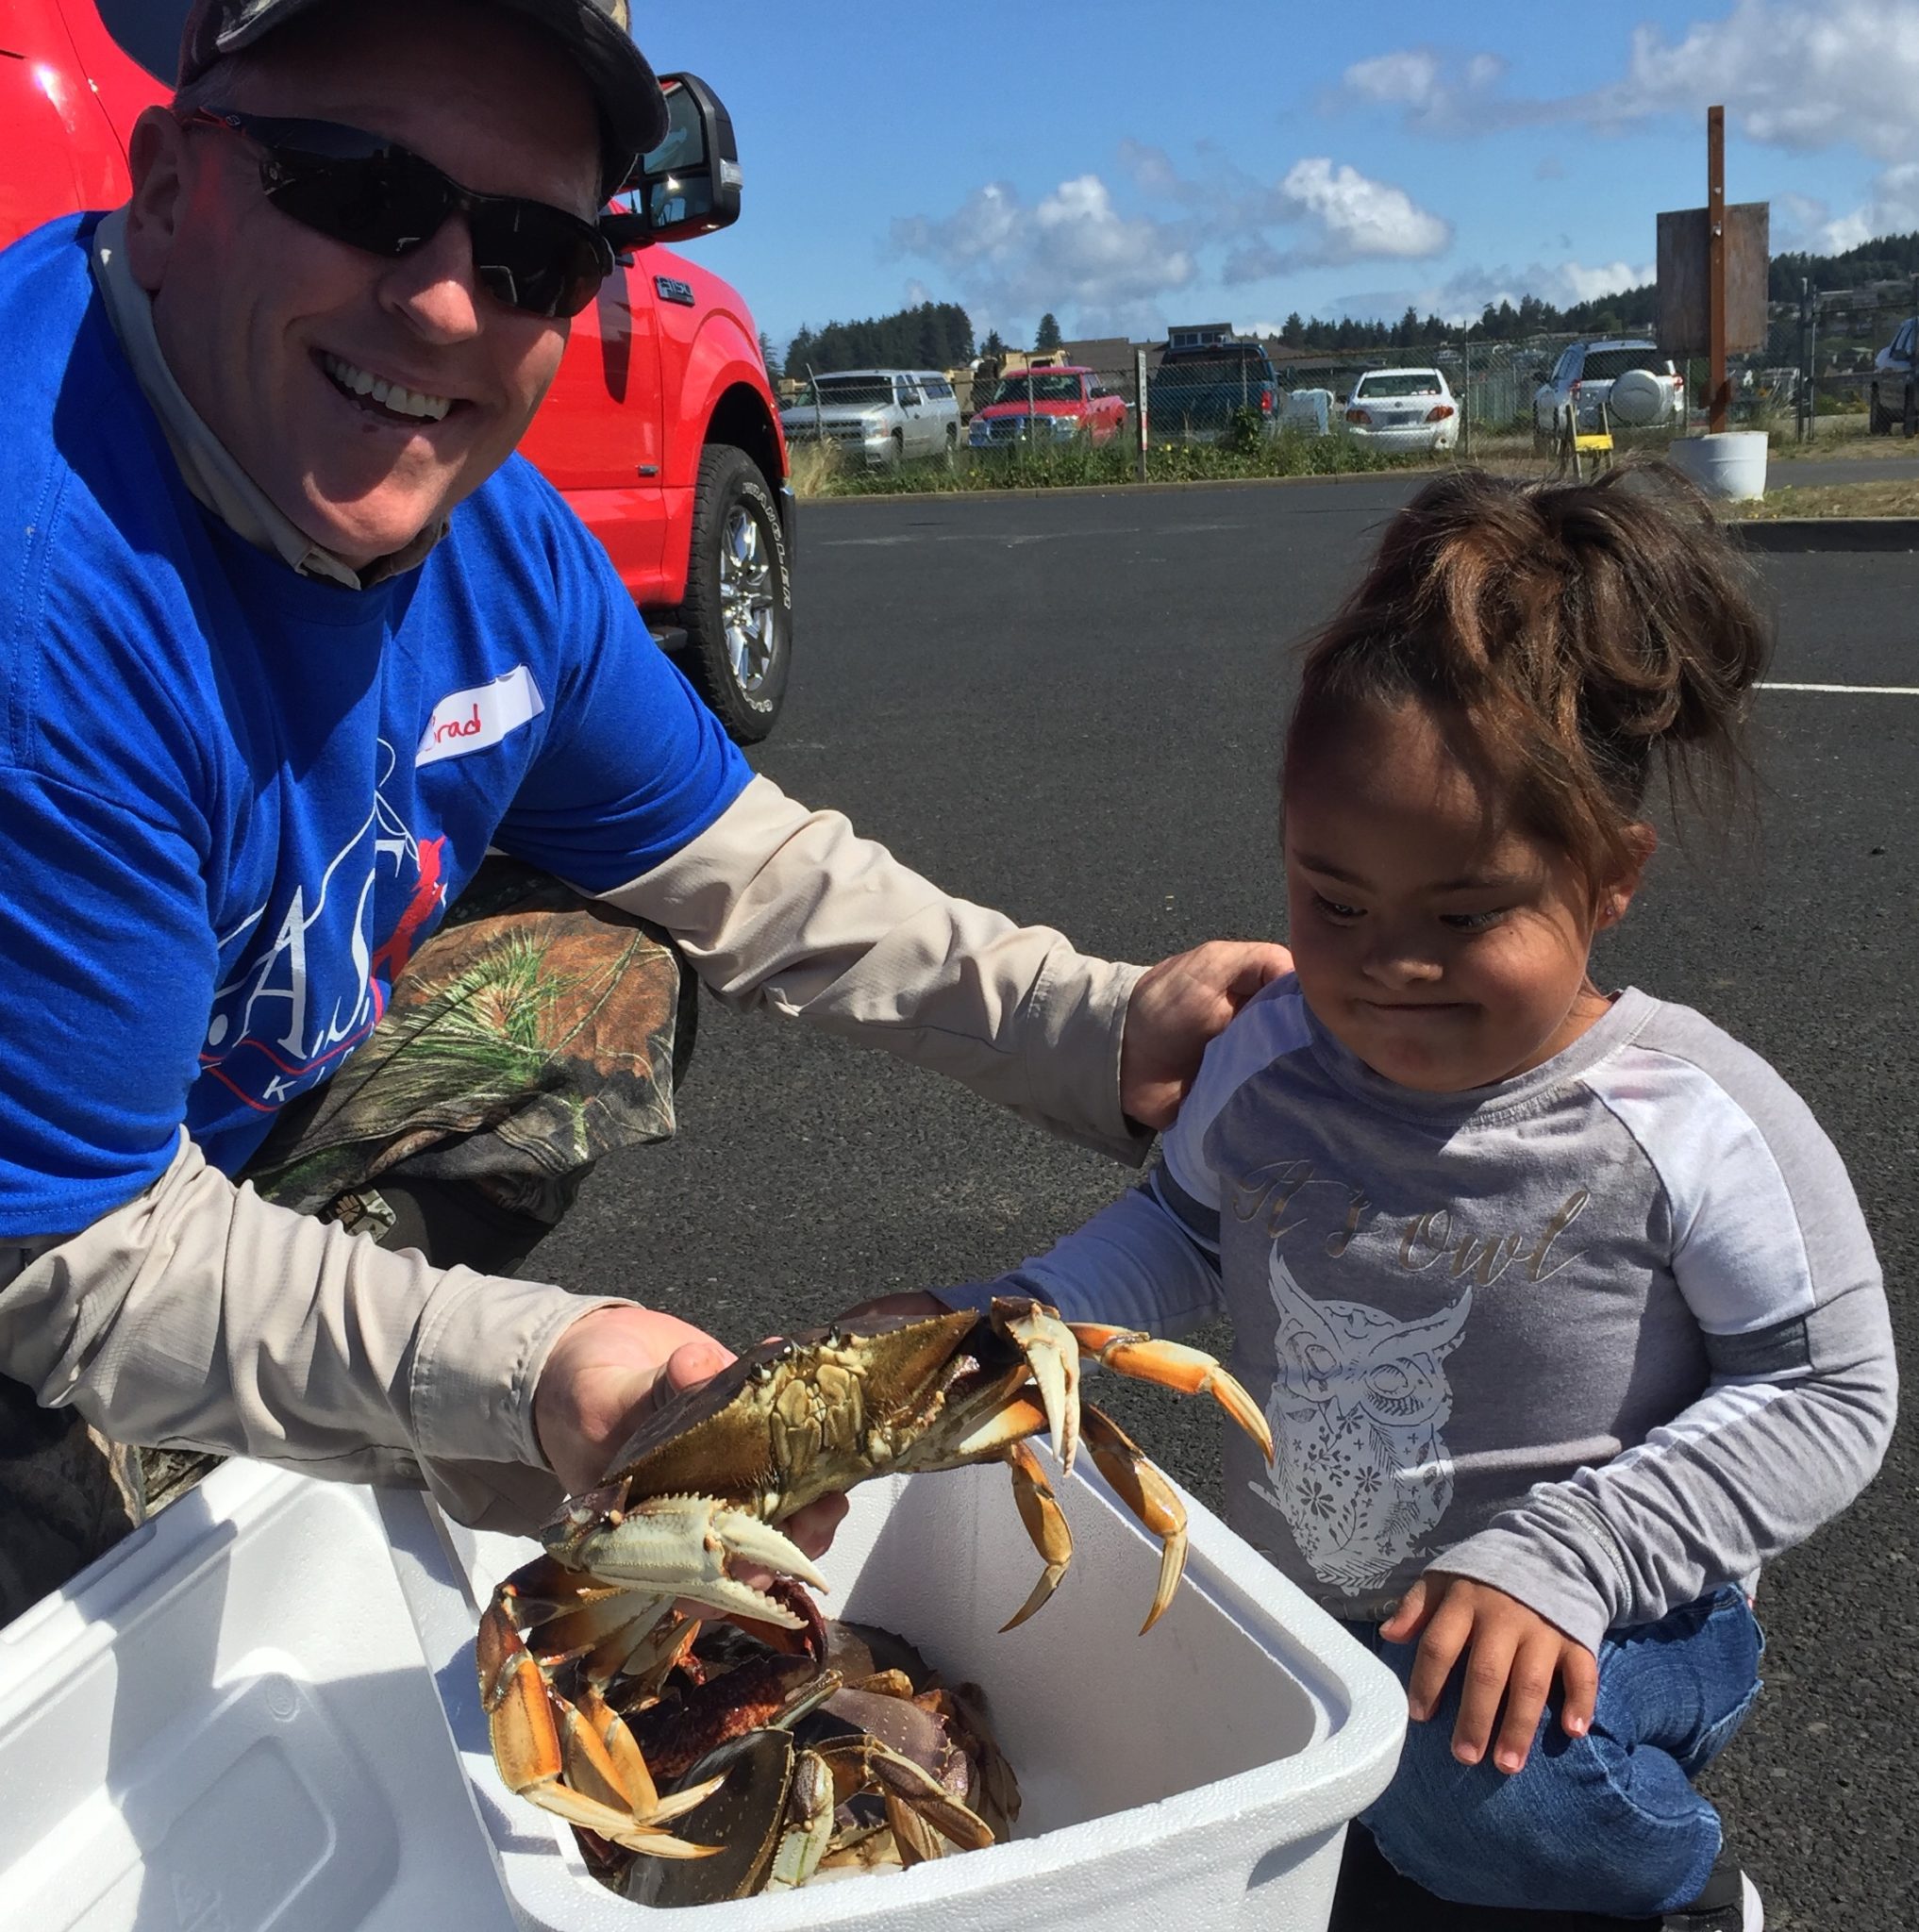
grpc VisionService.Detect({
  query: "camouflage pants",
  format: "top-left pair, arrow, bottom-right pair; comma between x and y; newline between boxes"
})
0,858 -> 691,1623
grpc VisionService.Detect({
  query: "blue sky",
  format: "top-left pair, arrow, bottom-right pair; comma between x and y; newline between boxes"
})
644,0 -> 1918,358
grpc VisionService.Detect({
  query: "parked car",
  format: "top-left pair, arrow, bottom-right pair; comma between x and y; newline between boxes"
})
967,366 -> 1127,450
780,371 -> 960,466
1342,368 -> 1459,452
1868,318 -> 1917,436
0,0 -> 794,741
1145,339 -> 1281,441
1532,341 -> 1684,443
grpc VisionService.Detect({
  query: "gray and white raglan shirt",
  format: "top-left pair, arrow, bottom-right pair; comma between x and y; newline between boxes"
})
967,977 -> 1896,1653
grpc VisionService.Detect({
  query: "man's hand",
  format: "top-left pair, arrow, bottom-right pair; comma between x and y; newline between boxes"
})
533,1304 -> 846,1565
1382,1572 -> 1598,1774
1119,941 -> 1293,1129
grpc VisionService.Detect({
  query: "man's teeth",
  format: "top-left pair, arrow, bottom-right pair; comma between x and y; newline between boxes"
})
323,353 -> 452,423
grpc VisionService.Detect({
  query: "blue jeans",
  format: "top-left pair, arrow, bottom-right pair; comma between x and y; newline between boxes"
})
1356,1589 -> 1763,1917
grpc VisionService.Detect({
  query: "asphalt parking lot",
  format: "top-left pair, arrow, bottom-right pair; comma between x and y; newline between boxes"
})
541,477 -> 1916,1928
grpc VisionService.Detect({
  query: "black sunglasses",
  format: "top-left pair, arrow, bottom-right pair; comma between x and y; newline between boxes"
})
188,108 -> 613,320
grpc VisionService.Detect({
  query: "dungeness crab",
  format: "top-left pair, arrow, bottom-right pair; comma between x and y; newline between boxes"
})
476,1297 -> 1274,1867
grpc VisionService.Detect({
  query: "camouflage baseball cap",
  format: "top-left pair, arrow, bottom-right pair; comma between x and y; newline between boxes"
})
176,0 -> 668,184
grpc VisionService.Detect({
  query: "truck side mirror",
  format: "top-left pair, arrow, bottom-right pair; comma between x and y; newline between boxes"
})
601,72 -> 743,251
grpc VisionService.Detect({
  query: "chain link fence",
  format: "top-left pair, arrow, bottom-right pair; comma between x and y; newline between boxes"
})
781,284 -> 1919,490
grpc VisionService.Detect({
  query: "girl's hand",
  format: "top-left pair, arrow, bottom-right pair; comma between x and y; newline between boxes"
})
1381,1572 -> 1598,1774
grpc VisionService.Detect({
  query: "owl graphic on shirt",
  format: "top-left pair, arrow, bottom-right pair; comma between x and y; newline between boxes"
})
1248,1250 -> 1472,1595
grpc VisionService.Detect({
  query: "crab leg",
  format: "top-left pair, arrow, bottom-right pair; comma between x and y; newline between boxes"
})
762,1750 -> 837,1891
1066,1324 -> 1276,1464
815,1736 -> 997,1854
1079,1404 -> 1189,1635
476,1601 -> 722,1857
999,1439 -> 1074,1632
992,1296 -> 1083,1473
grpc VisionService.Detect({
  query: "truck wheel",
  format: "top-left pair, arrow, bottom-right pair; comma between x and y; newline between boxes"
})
1906,387 -> 1918,439
677,445 -> 791,744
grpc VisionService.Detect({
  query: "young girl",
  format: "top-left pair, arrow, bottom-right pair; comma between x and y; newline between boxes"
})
880,470 -> 1896,1928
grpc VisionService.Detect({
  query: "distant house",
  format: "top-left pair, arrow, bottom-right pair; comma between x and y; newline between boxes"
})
1167,321 -> 1235,350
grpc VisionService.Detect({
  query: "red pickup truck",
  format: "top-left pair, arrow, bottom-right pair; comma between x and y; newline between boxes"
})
0,0 -> 793,740
966,365 -> 1128,452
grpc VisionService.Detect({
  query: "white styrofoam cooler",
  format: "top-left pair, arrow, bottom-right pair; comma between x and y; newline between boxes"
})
0,1452 -> 1404,1932
0,1458 -> 516,1932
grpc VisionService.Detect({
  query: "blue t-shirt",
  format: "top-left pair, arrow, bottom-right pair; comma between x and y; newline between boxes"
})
0,215 -> 750,1235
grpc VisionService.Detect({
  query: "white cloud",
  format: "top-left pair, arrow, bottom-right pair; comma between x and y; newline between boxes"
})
1775,163 -> 1919,255
1336,46 -> 1517,133
1554,258 -> 1657,303
1344,49 -> 1443,107
1583,1 -> 1919,161
1346,5 -> 1919,164
1276,158 -> 1453,264
891,175 -> 1195,339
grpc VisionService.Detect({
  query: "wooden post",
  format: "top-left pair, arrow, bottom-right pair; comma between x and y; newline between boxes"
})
1708,105 -> 1727,432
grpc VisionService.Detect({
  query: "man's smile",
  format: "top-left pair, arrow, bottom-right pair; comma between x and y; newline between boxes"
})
318,349 -> 457,423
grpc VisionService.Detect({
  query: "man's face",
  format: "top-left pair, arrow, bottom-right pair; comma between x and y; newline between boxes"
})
125,1 -> 603,567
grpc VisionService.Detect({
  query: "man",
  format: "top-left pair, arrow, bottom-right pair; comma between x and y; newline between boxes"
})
0,0 -> 1286,1608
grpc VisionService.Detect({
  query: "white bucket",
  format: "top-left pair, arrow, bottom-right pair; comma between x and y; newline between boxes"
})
1666,430 -> 1769,501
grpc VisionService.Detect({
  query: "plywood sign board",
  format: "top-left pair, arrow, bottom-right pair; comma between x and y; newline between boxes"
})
1656,203 -> 1771,354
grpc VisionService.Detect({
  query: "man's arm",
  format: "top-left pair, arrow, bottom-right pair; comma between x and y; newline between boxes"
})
0,1131 -> 676,1530
597,774 -> 1289,1162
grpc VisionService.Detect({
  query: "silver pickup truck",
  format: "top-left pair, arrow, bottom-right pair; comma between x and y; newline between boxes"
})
780,369 -> 960,466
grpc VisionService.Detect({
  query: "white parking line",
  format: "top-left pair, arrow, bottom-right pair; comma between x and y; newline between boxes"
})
1759,681 -> 1919,695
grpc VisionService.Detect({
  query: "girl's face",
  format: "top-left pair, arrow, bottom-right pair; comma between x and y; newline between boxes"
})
1283,699 -> 1643,1093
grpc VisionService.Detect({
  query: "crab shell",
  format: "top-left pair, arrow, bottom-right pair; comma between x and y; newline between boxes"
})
578,1306 -> 1051,1535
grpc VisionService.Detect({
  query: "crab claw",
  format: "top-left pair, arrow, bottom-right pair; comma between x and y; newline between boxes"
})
1067,1324 -> 1276,1465
999,1440 -> 1073,1632
1080,1404 -> 1189,1635
992,1297 -> 1082,1474
565,1495 -> 830,1628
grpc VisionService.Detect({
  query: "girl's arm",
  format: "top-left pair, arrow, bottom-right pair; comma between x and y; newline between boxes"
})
1435,1036 -> 1898,1657
930,983 -> 1307,1335
938,1168 -> 1227,1337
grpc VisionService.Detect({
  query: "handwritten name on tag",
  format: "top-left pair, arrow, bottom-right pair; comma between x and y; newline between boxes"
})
416,665 -> 545,767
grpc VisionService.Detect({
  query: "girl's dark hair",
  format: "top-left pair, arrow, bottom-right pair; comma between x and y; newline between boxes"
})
1283,465 -> 1773,886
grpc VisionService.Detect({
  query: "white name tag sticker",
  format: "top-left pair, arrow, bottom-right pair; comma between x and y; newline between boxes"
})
416,665 -> 546,767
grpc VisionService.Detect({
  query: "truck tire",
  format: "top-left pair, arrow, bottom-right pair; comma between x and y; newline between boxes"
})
677,445 -> 791,744
1906,386 -> 1918,439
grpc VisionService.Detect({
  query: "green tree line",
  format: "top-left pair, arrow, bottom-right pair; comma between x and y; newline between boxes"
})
783,301 -> 975,377
1769,229 -> 1919,298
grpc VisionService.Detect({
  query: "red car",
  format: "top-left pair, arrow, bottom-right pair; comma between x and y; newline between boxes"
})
0,0 -> 793,740
967,365 -> 1128,451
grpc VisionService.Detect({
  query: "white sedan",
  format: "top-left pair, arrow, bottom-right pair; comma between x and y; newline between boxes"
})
1342,368 -> 1460,452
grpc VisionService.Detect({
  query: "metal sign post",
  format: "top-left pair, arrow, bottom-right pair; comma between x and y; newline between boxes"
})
1708,107 -> 1727,432
1135,345 -> 1149,482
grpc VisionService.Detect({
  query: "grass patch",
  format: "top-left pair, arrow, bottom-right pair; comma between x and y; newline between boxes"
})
1731,477 -> 1919,519
791,429 -> 1412,499
1768,422 -> 1919,463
